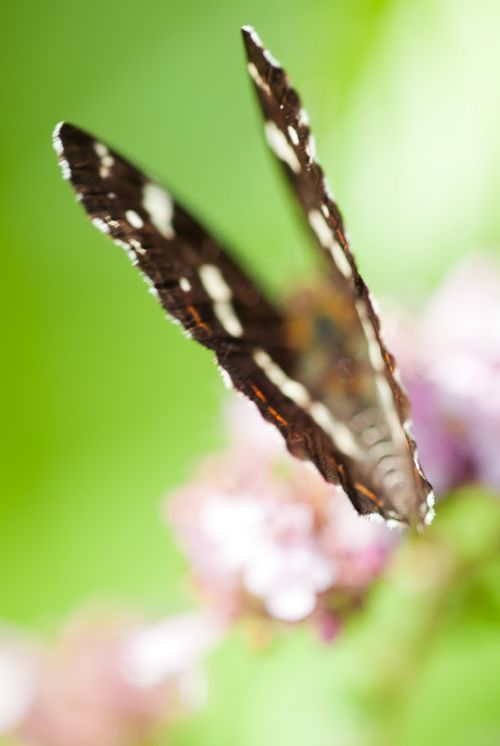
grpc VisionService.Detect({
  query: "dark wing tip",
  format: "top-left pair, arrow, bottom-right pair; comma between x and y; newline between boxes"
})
52,121 -> 94,151
241,25 -> 264,57
241,24 -> 257,38
52,122 -> 102,181
240,25 -> 283,77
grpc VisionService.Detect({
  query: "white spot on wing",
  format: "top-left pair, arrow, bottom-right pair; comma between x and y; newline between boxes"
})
305,134 -> 317,161
100,159 -> 114,178
309,402 -> 361,459
253,349 -> 310,407
424,510 -> 435,526
263,47 -> 280,68
247,62 -> 271,95
113,239 -> 129,250
112,238 -> 137,265
366,513 -> 385,525
403,419 -> 415,438
199,265 -> 231,302
355,300 -> 385,372
298,108 -> 309,127
142,182 -> 174,238
125,210 -> 144,229
217,365 -> 233,389
179,277 -> 191,292
308,209 -> 352,278
424,493 -> 435,525
308,209 -> 331,246
94,142 -> 108,158
92,217 -> 109,233
129,238 -> 145,254
214,303 -> 243,337
199,264 -> 243,337
264,121 -> 301,173
252,348 -> 362,460
287,125 -> 299,145
93,142 -> 114,178
385,518 -> 406,532
355,299 -> 403,446
371,514 -> 413,531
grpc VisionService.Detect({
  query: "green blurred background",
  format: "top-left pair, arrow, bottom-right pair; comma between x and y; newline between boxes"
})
2,1 -> 500,744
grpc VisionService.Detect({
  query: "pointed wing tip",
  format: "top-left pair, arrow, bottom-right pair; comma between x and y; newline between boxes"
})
241,25 -> 257,39
52,122 -> 97,181
52,121 -> 87,154
241,25 -> 264,54
241,25 -> 282,73
52,120 -> 79,142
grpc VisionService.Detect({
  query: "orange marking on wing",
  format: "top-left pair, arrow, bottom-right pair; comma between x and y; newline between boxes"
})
335,228 -> 349,252
251,384 -> 267,403
187,305 -> 210,334
354,482 -> 384,509
267,406 -> 288,427
384,351 -> 394,372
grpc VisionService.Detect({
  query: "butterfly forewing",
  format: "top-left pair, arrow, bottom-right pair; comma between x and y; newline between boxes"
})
242,27 -> 434,528
53,121 -> 349,491
54,123 -> 287,355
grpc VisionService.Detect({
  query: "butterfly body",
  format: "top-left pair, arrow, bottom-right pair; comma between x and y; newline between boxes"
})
53,27 -> 434,529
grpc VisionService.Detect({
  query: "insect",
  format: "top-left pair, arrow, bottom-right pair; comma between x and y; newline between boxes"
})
53,26 -> 434,530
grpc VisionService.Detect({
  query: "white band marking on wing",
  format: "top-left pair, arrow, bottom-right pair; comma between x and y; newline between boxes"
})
253,349 -> 310,407
199,264 -> 243,337
308,209 -> 352,279
264,121 -> 301,174
252,348 -> 362,459
287,125 -> 299,146
247,62 -> 271,95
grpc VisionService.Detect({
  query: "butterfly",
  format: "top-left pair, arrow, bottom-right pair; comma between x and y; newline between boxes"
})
53,26 -> 434,530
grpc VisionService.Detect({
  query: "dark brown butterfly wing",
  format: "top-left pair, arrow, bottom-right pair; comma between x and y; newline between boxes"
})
53,122 -> 348,492
53,25 -> 434,529
242,26 -> 434,528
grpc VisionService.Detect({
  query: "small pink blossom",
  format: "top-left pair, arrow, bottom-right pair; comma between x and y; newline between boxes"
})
167,399 -> 395,630
385,255 -> 500,495
16,608 -> 221,746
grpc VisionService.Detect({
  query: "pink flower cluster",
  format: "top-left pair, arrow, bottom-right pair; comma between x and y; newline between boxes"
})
0,609 -> 221,746
168,399 -> 395,635
386,255 -> 500,496
167,254 -> 500,632
3,255 -> 498,745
